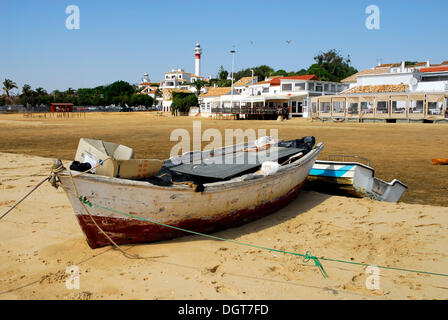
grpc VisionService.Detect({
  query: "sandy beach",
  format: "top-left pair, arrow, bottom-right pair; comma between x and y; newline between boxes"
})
1,150 -> 447,300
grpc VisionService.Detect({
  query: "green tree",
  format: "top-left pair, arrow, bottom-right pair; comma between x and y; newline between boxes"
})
405,61 -> 418,67
22,84 -> 32,95
218,66 -> 229,80
306,64 -> 333,81
272,69 -> 288,77
2,79 -> 18,102
19,84 -> 34,108
191,79 -> 207,96
130,94 -> 153,108
233,65 -> 274,82
310,49 -> 357,82
35,87 -> 47,96
170,92 -> 198,115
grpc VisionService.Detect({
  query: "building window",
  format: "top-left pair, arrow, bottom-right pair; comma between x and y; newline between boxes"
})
361,101 -> 374,113
421,75 -> 448,82
428,102 -> 443,115
333,101 -> 345,113
319,102 -> 331,113
315,83 -> 323,92
376,101 -> 389,114
348,102 -> 359,114
295,82 -> 305,90
392,100 -> 407,114
282,83 -> 292,91
312,102 -> 317,113
324,84 -> 330,92
308,83 -> 314,91
262,87 -> 269,93
409,100 -> 423,114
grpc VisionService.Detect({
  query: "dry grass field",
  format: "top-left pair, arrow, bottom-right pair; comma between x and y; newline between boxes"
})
0,112 -> 447,206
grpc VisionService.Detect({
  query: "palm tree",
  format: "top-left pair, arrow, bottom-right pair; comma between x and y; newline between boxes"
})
35,87 -> 47,96
191,79 -> 206,96
3,79 -> 18,98
22,84 -> 32,96
20,84 -> 34,109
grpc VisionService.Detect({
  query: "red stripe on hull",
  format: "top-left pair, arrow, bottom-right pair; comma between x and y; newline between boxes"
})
76,182 -> 305,248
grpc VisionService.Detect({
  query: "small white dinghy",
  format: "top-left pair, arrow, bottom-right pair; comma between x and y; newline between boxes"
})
307,155 -> 407,202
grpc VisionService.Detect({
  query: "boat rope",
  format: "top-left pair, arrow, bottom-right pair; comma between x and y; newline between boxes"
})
78,197 -> 448,279
0,177 -> 49,221
0,159 -> 64,221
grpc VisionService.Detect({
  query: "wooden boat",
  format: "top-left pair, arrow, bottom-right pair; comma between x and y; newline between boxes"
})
306,155 -> 407,202
55,137 -> 323,248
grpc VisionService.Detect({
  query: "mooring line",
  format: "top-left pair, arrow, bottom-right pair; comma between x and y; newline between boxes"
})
0,177 -> 49,220
78,196 -> 448,279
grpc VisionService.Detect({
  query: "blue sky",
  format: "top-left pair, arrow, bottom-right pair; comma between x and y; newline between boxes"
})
1,0 -> 447,92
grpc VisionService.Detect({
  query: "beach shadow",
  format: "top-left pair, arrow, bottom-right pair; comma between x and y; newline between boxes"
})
211,190 -> 333,241
128,190 -> 332,249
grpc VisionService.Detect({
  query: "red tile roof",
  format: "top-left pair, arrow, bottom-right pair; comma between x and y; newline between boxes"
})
281,75 -> 320,81
419,66 -> 448,73
254,74 -> 319,87
270,78 -> 281,86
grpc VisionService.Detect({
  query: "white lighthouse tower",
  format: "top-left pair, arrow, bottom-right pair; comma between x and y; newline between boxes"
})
194,42 -> 202,76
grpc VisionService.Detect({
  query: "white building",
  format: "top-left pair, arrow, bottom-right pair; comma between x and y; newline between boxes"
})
232,76 -> 259,94
198,74 -> 348,118
198,87 -> 232,117
310,60 -> 448,121
137,73 -> 159,100
342,60 -> 448,92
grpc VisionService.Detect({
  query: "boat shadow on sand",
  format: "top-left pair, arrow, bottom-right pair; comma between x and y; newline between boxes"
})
127,190 -> 332,247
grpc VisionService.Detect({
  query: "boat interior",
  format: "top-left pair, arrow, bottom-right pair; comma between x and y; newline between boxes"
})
69,137 -> 317,190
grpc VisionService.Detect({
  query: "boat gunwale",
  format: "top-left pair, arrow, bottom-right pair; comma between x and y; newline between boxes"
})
59,143 -> 324,192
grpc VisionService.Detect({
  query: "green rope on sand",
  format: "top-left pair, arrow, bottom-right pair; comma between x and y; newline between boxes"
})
79,196 -> 448,279
304,251 -> 328,278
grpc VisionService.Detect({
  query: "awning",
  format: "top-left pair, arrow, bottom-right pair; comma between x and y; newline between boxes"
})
218,92 -> 307,103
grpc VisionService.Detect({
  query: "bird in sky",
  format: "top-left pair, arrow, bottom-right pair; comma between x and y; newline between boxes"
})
286,40 -> 292,44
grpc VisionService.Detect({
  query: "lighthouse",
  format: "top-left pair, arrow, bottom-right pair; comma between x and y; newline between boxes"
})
194,42 -> 202,76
